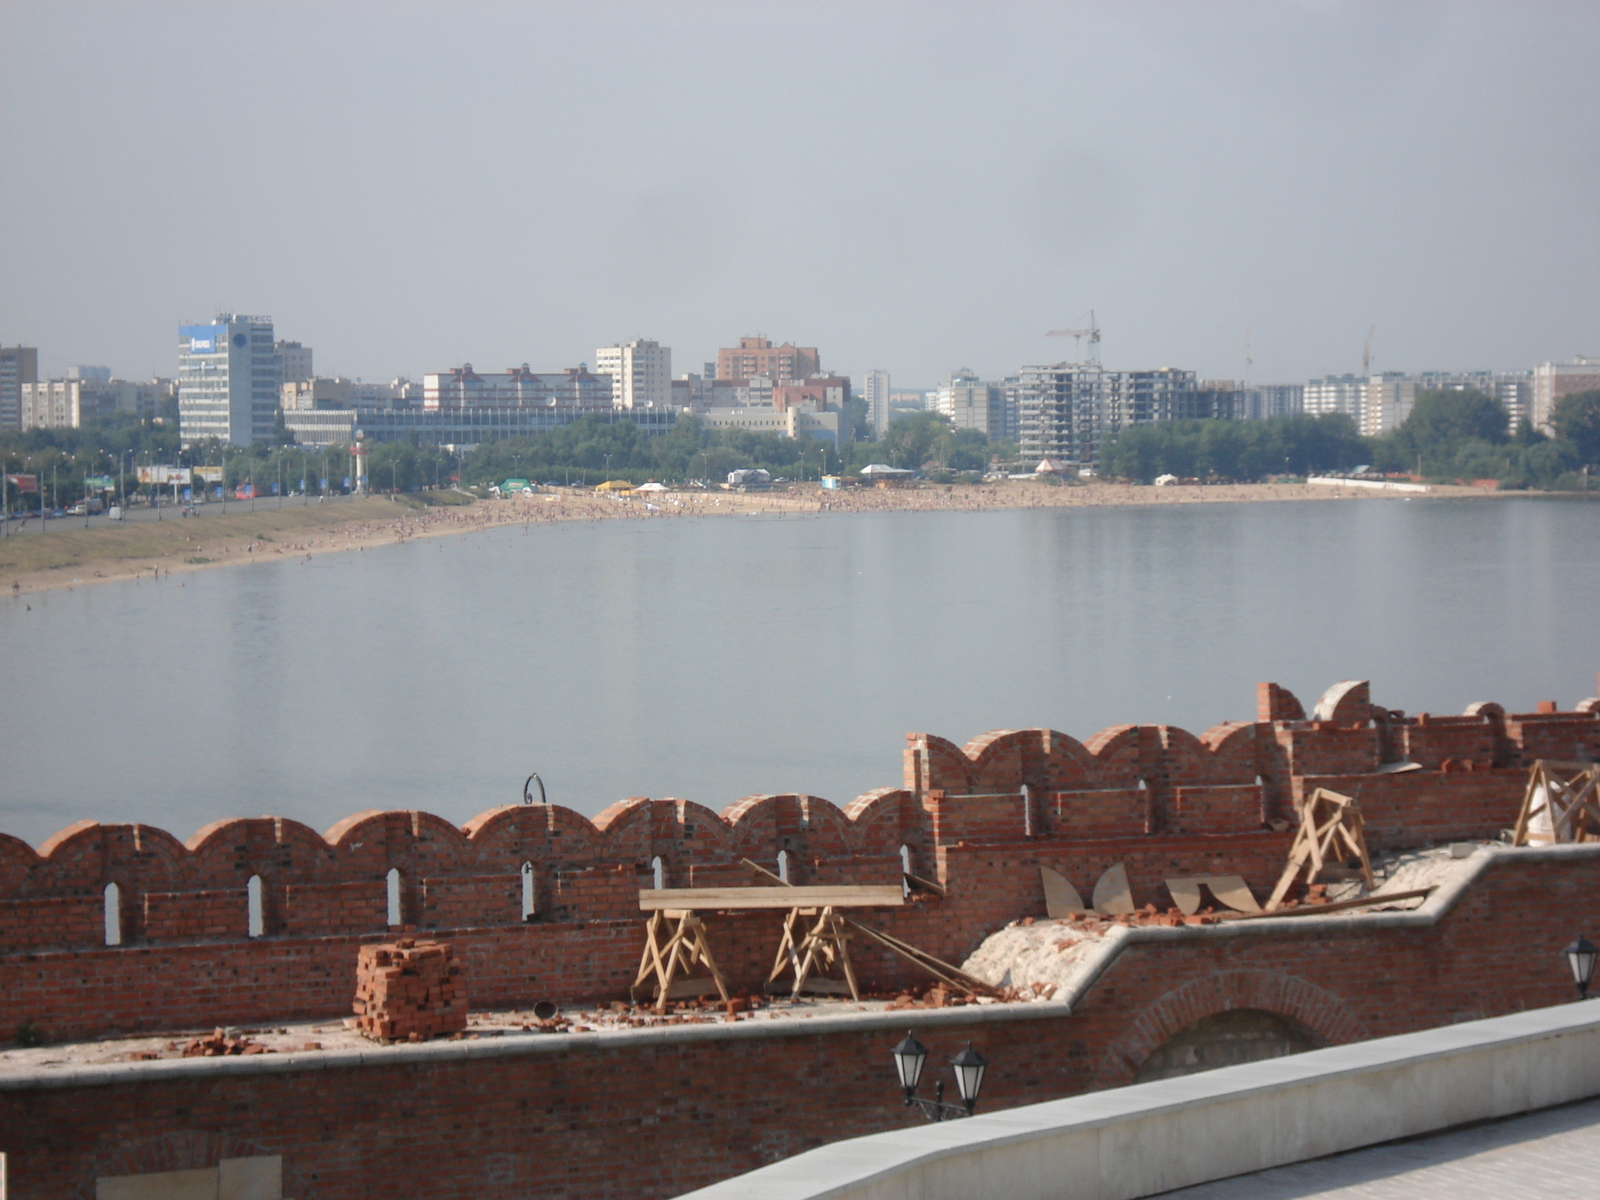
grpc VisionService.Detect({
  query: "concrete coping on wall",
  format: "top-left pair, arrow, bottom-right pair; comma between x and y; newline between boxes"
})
2,842 -> 1593,1095
672,1001 -> 1600,1200
1052,842 -> 1600,1009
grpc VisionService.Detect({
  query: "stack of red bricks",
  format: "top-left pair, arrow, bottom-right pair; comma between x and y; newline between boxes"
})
352,938 -> 468,1042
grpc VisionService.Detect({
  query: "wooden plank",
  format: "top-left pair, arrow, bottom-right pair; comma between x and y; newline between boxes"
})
1239,886 -> 1434,920
639,885 -> 904,911
765,977 -> 854,996
650,977 -> 725,1000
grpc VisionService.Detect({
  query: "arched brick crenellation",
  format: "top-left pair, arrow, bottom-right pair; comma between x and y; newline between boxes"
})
0,683 -> 1593,960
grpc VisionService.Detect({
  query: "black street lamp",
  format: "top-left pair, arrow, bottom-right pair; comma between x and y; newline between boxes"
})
891,1033 -> 988,1120
1564,936 -> 1597,1000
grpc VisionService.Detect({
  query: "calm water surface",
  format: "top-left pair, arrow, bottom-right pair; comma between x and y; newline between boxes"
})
2,497 -> 1596,848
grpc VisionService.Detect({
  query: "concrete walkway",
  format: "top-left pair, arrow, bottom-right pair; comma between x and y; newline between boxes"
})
1152,1095 -> 1600,1199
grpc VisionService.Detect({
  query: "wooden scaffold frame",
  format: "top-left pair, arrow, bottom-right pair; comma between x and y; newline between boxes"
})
1512,760 -> 1600,846
767,905 -> 861,1000
630,909 -> 730,1012
1266,787 -> 1374,911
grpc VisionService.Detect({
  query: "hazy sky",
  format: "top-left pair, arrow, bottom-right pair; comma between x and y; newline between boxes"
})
3,1 -> 1596,390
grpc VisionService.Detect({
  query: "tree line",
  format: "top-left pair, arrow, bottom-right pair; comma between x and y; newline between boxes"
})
7,389 -> 1596,508
1098,390 -> 1600,489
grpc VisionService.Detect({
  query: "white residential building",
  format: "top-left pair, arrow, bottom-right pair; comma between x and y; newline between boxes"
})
1360,373 -> 1418,438
935,369 -> 1014,441
863,369 -> 891,437
1532,357 -> 1600,432
21,377 -> 173,429
594,339 -> 672,408
1303,375 -> 1368,425
178,315 -> 280,445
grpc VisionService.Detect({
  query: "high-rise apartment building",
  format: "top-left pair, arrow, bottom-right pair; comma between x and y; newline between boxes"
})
178,315 -> 280,445
275,341 -> 313,385
863,369 -> 891,437
1532,358 -> 1600,432
715,336 -> 820,385
0,346 -> 39,431
1359,373 -> 1418,438
1302,375 -> 1367,425
594,339 -> 672,408
21,377 -> 173,429
935,370 -> 1015,441
1018,365 -> 1199,466
1416,371 -> 1530,432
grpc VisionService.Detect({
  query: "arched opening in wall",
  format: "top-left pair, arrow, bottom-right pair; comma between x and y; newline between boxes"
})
776,850 -> 791,884
103,881 -> 122,946
651,856 -> 665,890
246,875 -> 265,938
386,868 -> 403,927
1133,1009 -> 1323,1084
521,862 -> 537,922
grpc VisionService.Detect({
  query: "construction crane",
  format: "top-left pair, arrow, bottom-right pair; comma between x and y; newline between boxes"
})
1362,325 -> 1375,377
1046,310 -> 1101,365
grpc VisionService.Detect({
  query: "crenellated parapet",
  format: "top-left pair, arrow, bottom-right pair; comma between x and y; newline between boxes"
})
1,676 -> 1596,958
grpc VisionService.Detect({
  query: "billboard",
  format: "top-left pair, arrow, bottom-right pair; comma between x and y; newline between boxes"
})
137,465 -> 192,485
181,324 -> 222,353
5,474 -> 38,493
85,475 -> 116,491
193,466 -> 223,483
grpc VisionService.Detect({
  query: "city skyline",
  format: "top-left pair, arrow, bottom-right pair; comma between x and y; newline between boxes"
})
2,3 -> 1596,388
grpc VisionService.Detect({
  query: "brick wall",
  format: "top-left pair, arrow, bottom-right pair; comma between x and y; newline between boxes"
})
1294,768 -> 1527,851
2,849 -> 1594,1200
142,888 -> 249,942
1,681 -> 1595,1043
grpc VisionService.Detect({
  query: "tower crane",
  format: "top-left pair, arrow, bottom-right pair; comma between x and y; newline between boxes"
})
1046,310 -> 1101,365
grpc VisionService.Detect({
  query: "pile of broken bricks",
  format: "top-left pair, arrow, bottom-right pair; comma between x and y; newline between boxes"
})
352,938 -> 469,1043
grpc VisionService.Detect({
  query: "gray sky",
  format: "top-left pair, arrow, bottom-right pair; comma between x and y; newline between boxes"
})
3,1 -> 1596,391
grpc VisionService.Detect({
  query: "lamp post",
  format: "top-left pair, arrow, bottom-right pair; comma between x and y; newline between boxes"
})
890,1033 -> 988,1120
1565,936 -> 1597,1000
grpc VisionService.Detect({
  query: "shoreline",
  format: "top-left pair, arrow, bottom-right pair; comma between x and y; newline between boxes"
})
0,479 -> 1513,598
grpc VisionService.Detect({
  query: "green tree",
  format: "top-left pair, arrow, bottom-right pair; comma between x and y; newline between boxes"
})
1549,389 -> 1600,465
1399,389 -> 1508,449
879,411 -> 952,469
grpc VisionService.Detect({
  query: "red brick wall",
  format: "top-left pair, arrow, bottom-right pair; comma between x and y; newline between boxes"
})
0,894 -> 101,952
142,888 -> 248,942
1294,768 -> 1526,851
1169,785 -> 1264,836
2,691 -> 1595,1043
2,850 -> 1593,1200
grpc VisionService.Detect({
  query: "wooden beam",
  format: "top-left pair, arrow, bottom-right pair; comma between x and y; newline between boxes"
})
1239,886 -> 1434,920
639,885 -> 905,911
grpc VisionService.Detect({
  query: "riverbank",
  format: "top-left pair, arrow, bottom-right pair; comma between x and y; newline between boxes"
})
0,479 -> 1504,597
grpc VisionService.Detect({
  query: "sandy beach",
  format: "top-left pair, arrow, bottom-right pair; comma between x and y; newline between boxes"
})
0,479 -> 1500,598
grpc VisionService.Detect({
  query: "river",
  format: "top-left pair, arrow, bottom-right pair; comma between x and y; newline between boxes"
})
2,496 -> 1596,848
